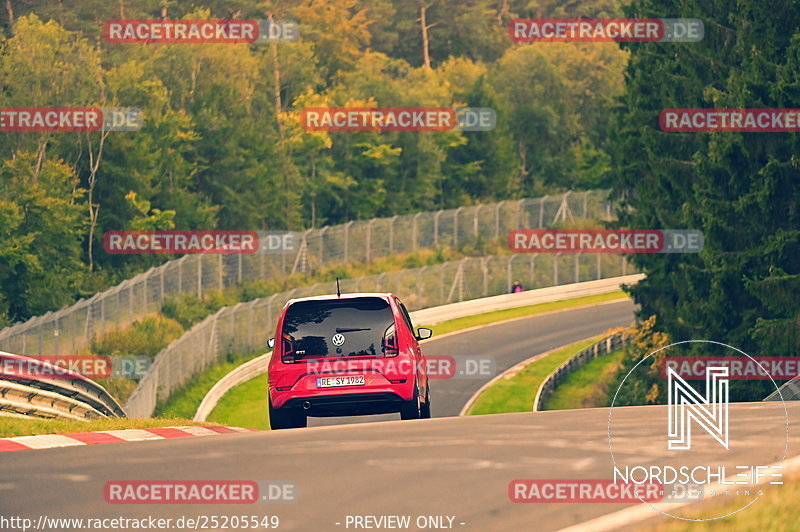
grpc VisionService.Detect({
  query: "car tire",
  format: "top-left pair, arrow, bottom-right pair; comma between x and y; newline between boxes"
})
420,385 -> 431,419
269,398 -> 307,429
400,385 -> 421,420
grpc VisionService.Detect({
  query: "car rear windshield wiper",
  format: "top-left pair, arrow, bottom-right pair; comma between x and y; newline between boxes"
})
335,327 -> 371,332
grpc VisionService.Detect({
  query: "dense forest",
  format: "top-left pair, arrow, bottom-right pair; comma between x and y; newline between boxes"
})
609,0 -> 800,403
0,0 -> 625,324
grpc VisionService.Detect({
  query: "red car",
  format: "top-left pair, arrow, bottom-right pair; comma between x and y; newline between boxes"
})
267,293 -> 432,429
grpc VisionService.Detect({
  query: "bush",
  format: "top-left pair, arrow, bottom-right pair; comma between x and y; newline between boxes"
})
91,315 -> 185,359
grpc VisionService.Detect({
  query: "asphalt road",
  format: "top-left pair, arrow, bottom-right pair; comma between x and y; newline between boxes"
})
13,297 -> 791,531
311,299 -> 635,426
1,402 -> 795,531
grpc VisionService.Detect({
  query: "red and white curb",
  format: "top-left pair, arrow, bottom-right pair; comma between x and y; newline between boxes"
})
0,426 -> 257,453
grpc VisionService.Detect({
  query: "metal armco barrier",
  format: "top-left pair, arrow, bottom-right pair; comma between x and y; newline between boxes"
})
192,274 -> 643,422
533,332 -> 628,412
0,352 -> 126,420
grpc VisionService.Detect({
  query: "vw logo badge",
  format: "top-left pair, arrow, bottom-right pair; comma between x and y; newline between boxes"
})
331,333 -> 346,347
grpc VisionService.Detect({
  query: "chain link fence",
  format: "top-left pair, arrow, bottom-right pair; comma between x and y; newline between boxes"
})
0,190 -> 613,359
126,252 -> 634,417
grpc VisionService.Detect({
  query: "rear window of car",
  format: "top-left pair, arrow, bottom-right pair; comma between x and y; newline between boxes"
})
282,297 -> 395,360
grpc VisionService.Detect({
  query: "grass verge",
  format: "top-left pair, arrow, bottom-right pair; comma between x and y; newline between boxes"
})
541,348 -> 626,411
154,353 -> 262,419
208,375 -> 269,430
466,336 -> 604,415
0,417 -> 210,438
427,291 -> 627,336
646,470 -> 800,530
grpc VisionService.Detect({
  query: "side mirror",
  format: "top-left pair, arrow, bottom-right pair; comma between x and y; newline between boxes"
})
267,337 -> 275,349
416,327 -> 433,340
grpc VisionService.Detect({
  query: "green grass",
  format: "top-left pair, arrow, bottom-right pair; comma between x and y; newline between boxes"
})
153,353 -> 262,418
466,336 -> 604,415
208,375 -> 269,430
0,416 -> 211,438
427,291 -> 628,336
541,348 -> 626,411
646,471 -> 800,531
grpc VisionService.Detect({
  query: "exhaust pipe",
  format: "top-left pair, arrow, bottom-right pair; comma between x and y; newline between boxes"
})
302,401 -> 312,410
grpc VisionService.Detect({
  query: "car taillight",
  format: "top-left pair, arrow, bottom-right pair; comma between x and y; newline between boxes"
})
383,323 -> 399,357
282,333 -> 295,363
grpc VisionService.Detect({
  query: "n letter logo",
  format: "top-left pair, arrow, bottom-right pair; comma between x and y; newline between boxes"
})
667,366 -> 729,450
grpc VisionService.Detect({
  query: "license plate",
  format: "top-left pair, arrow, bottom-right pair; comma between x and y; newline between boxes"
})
316,375 -> 365,388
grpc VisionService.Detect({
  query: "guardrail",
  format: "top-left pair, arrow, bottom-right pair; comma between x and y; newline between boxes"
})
0,352 -> 126,420
193,274 -> 642,421
764,378 -> 800,402
533,332 -> 628,412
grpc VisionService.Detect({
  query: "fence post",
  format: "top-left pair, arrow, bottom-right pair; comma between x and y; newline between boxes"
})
474,205 -> 480,238
622,256 -> 627,276
344,221 -> 353,262
507,255 -> 516,292
494,202 -> 503,238
366,219 -> 373,262
454,207 -> 463,249
583,191 -> 588,219
553,253 -> 559,285
539,196 -> 547,228
178,257 -> 183,294
238,253 -> 243,285
434,210 -> 442,245
413,212 -> 422,250
529,254 -> 536,287
482,257 -> 489,296
197,257 -> 203,299
516,198 -> 524,229
575,254 -> 580,284
218,255 -> 224,292
597,254 -> 601,280
389,215 -> 397,254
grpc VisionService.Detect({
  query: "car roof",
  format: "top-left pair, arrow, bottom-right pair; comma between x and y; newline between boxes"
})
286,292 -> 395,305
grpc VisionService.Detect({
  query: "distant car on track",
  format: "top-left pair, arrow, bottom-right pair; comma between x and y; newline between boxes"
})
266,293 -> 432,429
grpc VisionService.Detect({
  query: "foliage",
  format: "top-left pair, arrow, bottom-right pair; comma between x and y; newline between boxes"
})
0,2 -> 626,323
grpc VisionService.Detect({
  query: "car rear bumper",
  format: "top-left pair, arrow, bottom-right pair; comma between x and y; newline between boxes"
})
281,392 -> 406,416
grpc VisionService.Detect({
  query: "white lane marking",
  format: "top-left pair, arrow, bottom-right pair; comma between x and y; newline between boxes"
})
102,429 -> 164,441
177,426 -> 223,437
11,434 -> 85,449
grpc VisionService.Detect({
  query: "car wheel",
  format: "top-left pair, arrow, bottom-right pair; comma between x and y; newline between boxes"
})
420,385 -> 431,419
400,385 -> 421,420
269,398 -> 307,429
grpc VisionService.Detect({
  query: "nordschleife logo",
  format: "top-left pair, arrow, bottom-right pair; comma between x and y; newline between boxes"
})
667,366 -> 729,450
